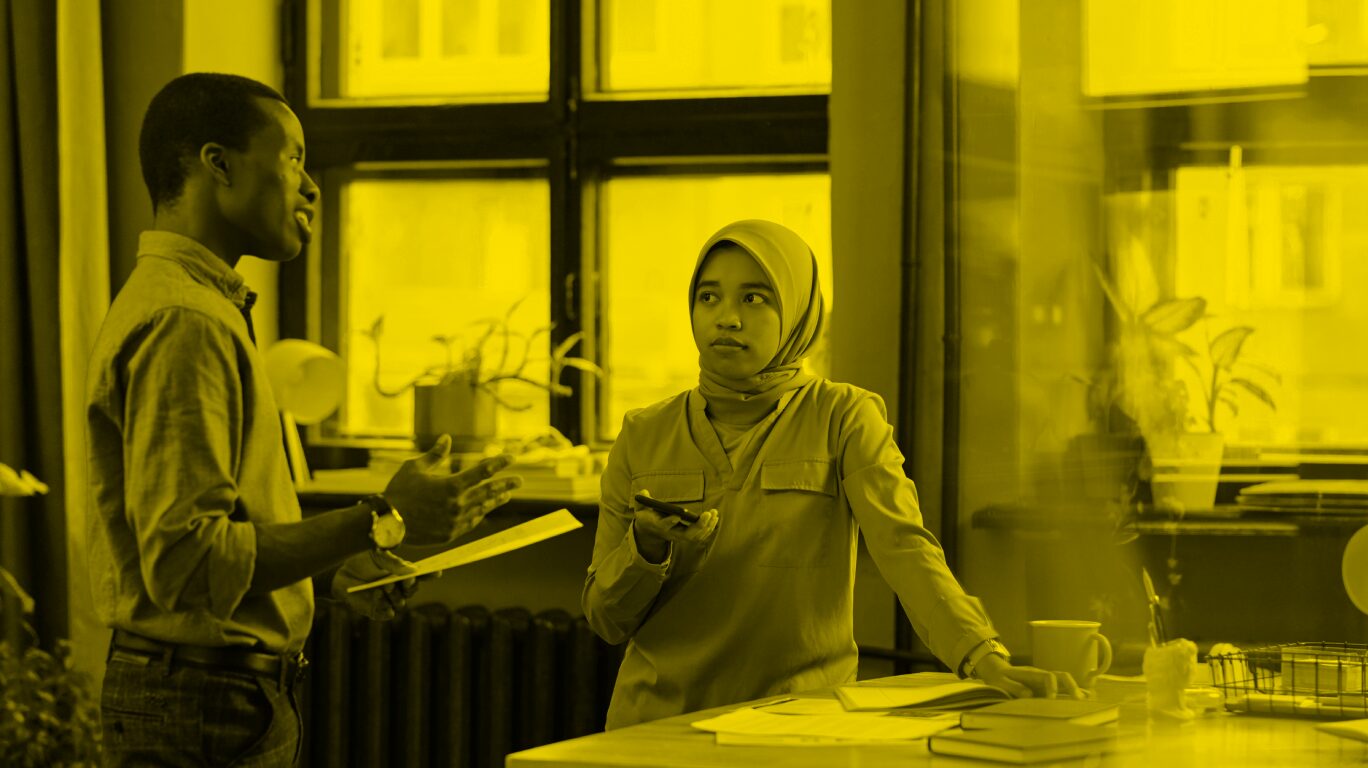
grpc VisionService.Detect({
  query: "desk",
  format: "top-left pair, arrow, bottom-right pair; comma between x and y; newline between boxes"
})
506,684 -> 1368,767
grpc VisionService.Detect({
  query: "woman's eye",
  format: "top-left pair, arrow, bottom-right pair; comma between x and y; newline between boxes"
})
745,293 -> 768,304
698,291 -> 716,303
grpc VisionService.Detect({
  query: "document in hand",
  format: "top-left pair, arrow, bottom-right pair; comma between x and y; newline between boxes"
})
835,680 -> 1011,711
347,509 -> 581,592
959,698 -> 1120,729
928,723 -> 1116,764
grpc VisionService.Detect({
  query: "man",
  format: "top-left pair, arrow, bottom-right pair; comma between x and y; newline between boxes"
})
86,72 -> 519,766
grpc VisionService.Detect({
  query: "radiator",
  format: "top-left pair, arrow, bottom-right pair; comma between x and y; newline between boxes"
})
299,601 -> 625,768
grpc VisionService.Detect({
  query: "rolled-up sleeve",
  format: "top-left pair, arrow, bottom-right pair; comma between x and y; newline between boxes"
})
582,415 -> 671,645
840,394 -> 997,672
122,308 -> 256,619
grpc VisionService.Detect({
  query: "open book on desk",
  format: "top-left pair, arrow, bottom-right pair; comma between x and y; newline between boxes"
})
835,674 -> 1011,711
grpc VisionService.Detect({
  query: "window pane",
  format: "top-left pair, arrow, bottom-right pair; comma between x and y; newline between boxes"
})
338,174 -> 552,441
597,0 -> 831,95
946,0 -> 1368,655
599,173 -> 831,440
324,0 -> 550,100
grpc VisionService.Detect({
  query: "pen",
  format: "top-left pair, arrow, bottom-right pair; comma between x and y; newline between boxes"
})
1142,567 -> 1166,645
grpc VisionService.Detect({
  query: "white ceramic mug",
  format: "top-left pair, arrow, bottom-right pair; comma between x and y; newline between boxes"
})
1030,619 -> 1113,688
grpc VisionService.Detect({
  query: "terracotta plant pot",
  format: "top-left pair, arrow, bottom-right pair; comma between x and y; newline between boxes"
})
413,381 -> 497,452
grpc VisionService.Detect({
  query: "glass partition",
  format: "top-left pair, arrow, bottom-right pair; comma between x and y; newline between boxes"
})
948,0 -> 1368,662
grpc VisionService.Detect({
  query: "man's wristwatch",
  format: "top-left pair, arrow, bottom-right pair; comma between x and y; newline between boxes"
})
961,638 -> 1011,679
361,494 -> 406,550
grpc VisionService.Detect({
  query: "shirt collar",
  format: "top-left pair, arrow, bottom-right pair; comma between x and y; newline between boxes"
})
137,230 -> 253,308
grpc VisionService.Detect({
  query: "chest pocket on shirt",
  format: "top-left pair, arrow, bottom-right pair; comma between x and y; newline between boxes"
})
758,458 -> 843,568
630,470 -> 706,509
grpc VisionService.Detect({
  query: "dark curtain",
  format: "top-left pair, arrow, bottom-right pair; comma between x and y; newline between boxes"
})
0,0 -> 68,649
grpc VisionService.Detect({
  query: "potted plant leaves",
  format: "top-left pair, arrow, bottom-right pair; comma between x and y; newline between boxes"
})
1095,264 -> 1277,515
0,464 -> 101,766
362,298 -> 604,451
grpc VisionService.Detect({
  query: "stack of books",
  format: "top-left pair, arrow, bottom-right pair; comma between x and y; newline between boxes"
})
928,722 -> 1117,764
928,698 -> 1120,764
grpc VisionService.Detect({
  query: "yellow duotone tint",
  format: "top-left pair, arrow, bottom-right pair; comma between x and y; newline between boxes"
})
334,0 -> 550,100
340,175 -> 551,439
599,173 -> 830,440
598,0 -> 831,94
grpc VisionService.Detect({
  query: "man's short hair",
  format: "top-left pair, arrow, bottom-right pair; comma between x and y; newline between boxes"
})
138,72 -> 289,212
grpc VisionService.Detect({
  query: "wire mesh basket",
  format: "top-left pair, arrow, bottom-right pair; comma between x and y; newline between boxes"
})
1208,641 -> 1368,719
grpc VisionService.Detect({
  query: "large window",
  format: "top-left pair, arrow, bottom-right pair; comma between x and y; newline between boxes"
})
282,1 -> 831,448
944,0 -> 1368,658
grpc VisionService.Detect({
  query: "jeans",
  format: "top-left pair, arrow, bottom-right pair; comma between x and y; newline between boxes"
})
100,648 -> 302,767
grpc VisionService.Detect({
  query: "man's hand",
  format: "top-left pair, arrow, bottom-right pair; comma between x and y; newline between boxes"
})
384,434 -> 522,545
331,549 -> 419,621
975,653 -> 1083,699
631,490 -> 720,564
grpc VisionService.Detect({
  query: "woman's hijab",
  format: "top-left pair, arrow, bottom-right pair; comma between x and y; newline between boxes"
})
690,219 -> 825,424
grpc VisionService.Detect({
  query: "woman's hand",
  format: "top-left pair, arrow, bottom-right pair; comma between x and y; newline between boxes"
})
630,490 -> 719,564
974,653 -> 1083,699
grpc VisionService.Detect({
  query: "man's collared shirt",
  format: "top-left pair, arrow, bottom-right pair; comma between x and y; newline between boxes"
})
86,230 -> 312,653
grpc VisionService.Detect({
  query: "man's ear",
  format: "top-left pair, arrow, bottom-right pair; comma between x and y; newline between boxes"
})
199,142 -> 232,187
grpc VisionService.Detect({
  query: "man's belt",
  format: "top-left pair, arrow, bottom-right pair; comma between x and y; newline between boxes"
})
109,629 -> 307,682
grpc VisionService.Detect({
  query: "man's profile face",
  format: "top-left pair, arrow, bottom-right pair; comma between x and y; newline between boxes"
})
218,97 -> 318,262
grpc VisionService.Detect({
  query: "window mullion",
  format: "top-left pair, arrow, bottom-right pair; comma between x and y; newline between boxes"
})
549,0 -> 585,444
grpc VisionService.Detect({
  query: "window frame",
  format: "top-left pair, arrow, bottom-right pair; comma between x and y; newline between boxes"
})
280,0 -> 829,448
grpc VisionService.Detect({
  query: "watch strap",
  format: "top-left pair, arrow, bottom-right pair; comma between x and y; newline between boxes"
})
961,638 -> 1011,679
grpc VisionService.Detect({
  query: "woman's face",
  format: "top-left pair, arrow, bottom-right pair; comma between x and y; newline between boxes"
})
692,244 -> 782,381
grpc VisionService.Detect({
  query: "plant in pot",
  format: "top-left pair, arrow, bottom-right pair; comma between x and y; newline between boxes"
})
1098,264 -> 1277,516
362,299 -> 604,451
1096,264 -> 1277,608
0,464 -> 101,766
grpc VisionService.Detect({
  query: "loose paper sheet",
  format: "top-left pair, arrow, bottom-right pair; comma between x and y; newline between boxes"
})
691,707 -> 956,744
347,509 -> 581,592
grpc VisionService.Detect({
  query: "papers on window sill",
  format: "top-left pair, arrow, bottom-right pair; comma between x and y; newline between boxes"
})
691,697 -> 959,746
347,509 -> 581,592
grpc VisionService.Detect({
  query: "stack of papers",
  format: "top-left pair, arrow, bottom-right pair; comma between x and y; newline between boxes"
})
691,698 -> 958,746
1237,479 -> 1368,514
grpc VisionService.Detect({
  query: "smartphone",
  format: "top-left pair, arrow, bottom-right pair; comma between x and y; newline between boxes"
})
633,493 -> 700,523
